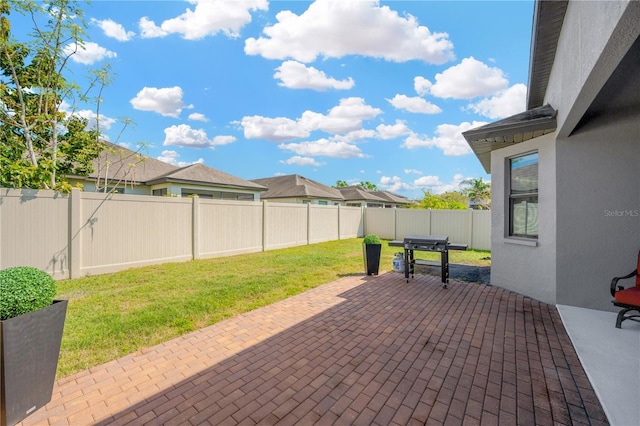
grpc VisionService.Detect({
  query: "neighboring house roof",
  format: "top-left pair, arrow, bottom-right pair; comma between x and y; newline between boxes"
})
462,104 -> 558,174
82,142 -> 176,184
73,142 -> 266,192
338,186 -> 411,206
338,186 -> 388,203
371,190 -> 412,205
251,174 -> 344,201
148,163 -> 266,191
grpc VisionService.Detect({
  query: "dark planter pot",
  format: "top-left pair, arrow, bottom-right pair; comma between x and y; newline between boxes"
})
363,243 -> 382,275
1,300 -> 67,426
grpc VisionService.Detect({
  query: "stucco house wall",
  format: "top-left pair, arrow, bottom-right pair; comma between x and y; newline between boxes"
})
487,0 -> 640,311
555,111 -> 640,311
71,179 -> 150,195
490,133 -> 557,305
546,0 -> 638,138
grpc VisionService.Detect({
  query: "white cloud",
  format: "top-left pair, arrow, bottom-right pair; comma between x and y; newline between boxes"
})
279,138 -> 364,159
75,109 -> 117,131
328,97 -> 382,120
402,121 -> 487,156
188,112 -> 209,122
414,76 -> 432,96
404,169 -> 422,175
211,135 -> 236,146
60,101 -> 117,133
157,150 -> 204,167
467,83 -> 527,119
163,124 -> 236,149
413,175 -> 442,187
274,61 -> 354,91
64,42 -> 116,65
91,18 -> 135,41
241,97 -> 381,141
139,17 -> 167,38
387,94 -> 442,114
245,0 -> 454,64
378,176 -> 413,192
280,156 -> 325,166
130,86 -> 191,118
376,120 -> 412,140
423,57 -> 509,99
414,173 -> 466,194
139,0 -> 268,40
241,116 -> 309,142
333,129 -> 377,143
377,174 -> 467,195
298,111 -> 361,135
299,97 -> 382,134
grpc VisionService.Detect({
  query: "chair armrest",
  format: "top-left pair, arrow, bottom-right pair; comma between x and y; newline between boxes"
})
610,270 -> 638,297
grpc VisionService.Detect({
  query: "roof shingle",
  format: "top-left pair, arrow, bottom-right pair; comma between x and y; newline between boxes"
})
251,174 -> 344,200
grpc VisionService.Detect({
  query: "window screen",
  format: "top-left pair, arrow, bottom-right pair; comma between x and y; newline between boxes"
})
509,152 -> 538,238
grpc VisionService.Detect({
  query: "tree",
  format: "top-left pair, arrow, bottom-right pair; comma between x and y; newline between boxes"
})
459,177 -> 491,209
359,181 -> 377,191
0,0 -> 106,192
413,190 -> 468,210
332,180 -> 378,191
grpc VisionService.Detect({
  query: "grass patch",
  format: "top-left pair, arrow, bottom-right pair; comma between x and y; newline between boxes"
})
55,238 -> 490,377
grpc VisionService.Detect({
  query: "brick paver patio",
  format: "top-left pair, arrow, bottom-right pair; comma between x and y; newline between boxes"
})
20,272 -> 608,425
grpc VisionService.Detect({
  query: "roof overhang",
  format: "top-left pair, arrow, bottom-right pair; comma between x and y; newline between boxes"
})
527,0 -> 569,110
462,104 -> 557,173
146,176 -> 267,192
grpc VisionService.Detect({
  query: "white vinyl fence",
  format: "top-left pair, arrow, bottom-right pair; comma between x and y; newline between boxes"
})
0,188 -> 489,279
363,208 -> 491,251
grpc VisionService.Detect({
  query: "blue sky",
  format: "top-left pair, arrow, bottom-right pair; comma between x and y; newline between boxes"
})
15,0 -> 534,199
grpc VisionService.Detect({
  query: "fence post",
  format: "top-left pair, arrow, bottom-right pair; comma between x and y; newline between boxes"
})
467,209 -> 474,248
362,206 -> 366,236
262,201 -> 267,251
337,205 -> 341,240
307,203 -> 311,244
69,188 -> 81,279
192,196 -> 200,260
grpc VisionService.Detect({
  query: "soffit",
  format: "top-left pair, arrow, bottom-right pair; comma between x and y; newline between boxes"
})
462,104 -> 557,173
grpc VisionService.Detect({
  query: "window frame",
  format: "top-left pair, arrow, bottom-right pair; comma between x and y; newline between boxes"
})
508,151 -> 539,240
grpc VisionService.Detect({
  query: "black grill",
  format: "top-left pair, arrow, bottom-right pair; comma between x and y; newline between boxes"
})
389,235 -> 466,288
403,235 -> 449,252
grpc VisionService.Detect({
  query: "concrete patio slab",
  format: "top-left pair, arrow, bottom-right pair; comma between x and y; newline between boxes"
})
558,304 -> 640,426
19,272 -> 608,425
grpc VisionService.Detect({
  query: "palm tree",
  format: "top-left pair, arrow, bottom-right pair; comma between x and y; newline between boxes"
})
459,178 -> 491,209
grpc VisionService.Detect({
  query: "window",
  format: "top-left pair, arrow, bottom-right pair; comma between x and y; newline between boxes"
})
509,152 -> 538,239
318,200 -> 328,205
152,188 -> 167,196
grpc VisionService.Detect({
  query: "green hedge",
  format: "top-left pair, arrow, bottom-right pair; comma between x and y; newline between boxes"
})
0,266 -> 56,320
363,234 -> 381,245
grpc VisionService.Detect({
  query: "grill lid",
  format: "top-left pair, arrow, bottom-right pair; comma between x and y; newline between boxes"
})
403,235 -> 449,244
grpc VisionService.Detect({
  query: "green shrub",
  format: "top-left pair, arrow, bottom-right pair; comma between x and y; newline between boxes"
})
363,234 -> 381,245
0,266 -> 56,321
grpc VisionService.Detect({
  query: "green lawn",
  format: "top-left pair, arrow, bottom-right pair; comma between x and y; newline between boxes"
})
55,238 -> 490,377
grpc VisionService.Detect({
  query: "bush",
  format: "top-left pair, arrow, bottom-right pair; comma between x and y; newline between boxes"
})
363,234 -> 381,245
0,266 -> 56,321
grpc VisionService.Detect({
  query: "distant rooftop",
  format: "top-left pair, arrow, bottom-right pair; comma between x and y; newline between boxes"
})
251,174 -> 344,201
73,142 -> 266,191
